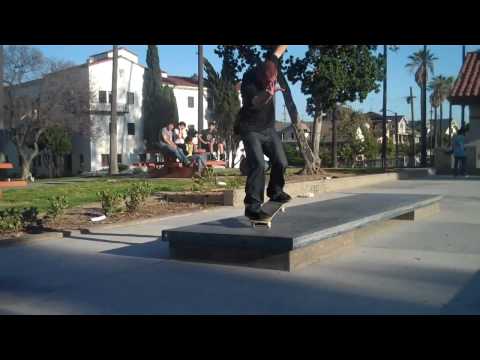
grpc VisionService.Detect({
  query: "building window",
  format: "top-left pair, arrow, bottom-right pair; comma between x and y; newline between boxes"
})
99,91 -> 107,103
117,154 -> 122,164
188,96 -> 194,108
207,96 -> 214,110
127,123 -> 135,135
127,92 -> 135,105
101,154 -> 110,167
108,92 -> 112,103
139,153 -> 146,162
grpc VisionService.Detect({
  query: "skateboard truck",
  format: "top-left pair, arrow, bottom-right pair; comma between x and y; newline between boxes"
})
249,201 -> 286,229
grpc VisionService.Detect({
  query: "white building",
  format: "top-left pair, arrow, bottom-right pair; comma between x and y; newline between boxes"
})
10,47 -> 210,177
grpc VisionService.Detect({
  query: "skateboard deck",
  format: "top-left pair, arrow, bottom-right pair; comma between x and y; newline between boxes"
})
250,201 -> 286,229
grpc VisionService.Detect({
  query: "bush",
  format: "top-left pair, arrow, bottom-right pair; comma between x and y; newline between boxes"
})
123,181 -> 153,213
0,207 -> 40,233
46,195 -> 69,220
283,143 -> 305,167
97,190 -> 123,216
0,208 -> 24,233
132,167 -> 147,175
21,207 -> 40,228
118,164 -> 129,172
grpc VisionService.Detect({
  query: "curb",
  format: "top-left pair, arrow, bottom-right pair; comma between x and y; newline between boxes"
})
60,206 -> 227,236
0,231 -> 64,248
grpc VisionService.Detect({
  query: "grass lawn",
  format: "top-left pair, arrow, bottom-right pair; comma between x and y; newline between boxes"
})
0,178 -> 194,213
0,167 -> 390,213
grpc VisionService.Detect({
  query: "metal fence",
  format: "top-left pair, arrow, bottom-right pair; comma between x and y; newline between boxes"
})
337,156 -> 434,169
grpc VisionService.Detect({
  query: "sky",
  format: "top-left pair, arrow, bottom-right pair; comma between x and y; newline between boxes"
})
33,44 -> 480,125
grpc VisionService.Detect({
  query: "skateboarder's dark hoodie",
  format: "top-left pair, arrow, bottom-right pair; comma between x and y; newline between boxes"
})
237,53 -> 291,220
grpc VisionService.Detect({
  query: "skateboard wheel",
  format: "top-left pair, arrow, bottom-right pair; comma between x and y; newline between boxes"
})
267,223 -> 272,229
281,207 -> 286,213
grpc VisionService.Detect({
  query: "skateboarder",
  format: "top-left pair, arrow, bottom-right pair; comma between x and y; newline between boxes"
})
237,45 -> 291,221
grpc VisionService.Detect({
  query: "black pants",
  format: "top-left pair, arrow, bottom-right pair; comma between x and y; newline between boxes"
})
241,127 -> 288,208
454,156 -> 466,176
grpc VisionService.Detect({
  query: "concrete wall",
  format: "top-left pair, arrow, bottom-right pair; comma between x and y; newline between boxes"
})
224,173 -> 403,207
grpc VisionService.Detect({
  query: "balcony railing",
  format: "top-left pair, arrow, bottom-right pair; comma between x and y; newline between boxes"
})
90,102 -> 130,114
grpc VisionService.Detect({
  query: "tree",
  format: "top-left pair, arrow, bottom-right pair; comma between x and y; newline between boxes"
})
3,45 -> 92,180
406,47 -> 438,165
38,126 -> 72,178
362,124 -> 378,161
109,45 -> 119,175
381,45 -> 400,170
336,107 -> 372,167
142,45 -> 179,148
428,75 -> 455,147
204,58 -> 241,168
337,109 -> 365,167
286,45 -> 384,170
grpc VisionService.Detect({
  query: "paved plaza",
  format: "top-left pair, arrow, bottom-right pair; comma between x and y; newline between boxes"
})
1,176 -> 480,314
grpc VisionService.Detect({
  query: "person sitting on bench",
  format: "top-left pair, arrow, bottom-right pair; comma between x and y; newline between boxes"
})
174,121 -> 188,154
186,136 -> 207,174
198,122 -> 218,159
158,121 -> 191,166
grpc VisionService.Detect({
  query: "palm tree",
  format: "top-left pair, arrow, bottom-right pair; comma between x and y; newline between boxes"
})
428,75 -> 455,147
429,91 -> 440,148
406,47 -> 438,166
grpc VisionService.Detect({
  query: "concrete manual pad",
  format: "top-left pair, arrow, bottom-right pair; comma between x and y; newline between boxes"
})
163,193 -> 442,253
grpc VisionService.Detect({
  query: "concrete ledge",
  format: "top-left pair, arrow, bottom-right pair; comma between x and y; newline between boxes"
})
165,194 -> 442,271
225,173 -> 402,207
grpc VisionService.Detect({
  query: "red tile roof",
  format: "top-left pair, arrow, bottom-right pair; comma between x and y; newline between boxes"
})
162,76 -> 200,87
449,51 -> 480,105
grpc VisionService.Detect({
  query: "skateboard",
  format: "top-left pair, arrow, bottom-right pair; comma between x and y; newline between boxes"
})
249,200 -> 286,229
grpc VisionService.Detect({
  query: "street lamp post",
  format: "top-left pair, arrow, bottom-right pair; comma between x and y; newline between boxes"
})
382,45 -> 388,171
421,45 -> 428,167
198,45 -> 204,132
407,87 -> 416,168
461,45 -> 466,129
381,108 -> 400,168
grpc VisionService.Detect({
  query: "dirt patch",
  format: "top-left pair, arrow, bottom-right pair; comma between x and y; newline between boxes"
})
1,197 -> 215,241
42,198 -> 213,232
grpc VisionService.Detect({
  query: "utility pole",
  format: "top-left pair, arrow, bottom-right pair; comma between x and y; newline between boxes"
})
449,102 -> 453,146
198,45 -> 204,131
407,87 -> 416,167
421,45 -> 428,167
461,45 -> 466,129
382,45 -> 388,171
332,107 -> 338,168
109,45 -> 119,175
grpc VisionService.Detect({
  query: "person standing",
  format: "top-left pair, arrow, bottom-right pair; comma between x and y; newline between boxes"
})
452,127 -> 467,177
237,45 -> 291,221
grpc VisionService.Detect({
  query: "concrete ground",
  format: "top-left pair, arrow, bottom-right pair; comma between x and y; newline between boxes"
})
1,175 -> 479,315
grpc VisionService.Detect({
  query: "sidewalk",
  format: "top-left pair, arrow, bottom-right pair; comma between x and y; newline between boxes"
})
1,176 -> 479,314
